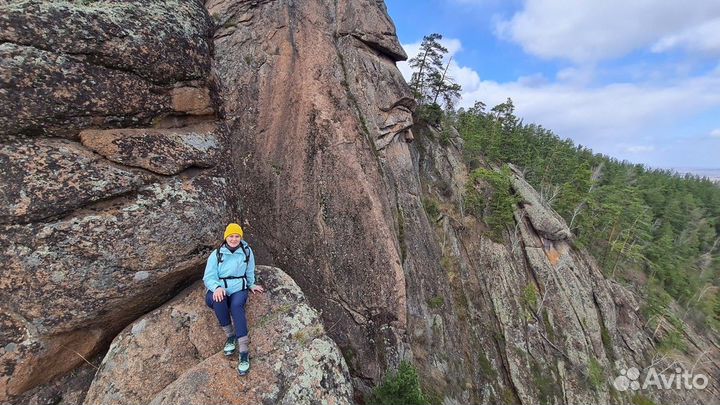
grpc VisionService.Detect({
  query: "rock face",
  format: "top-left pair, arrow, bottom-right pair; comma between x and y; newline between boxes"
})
0,138 -> 152,224
79,123 -> 222,176
0,0 -> 228,400
83,266 -> 353,405
208,0 -> 416,394
414,123 -> 720,404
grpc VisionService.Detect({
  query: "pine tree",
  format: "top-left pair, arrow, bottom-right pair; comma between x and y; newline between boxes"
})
430,56 -> 462,109
408,33 -> 462,111
408,33 -> 447,104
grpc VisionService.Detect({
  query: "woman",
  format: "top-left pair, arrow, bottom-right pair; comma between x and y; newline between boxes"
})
203,223 -> 265,376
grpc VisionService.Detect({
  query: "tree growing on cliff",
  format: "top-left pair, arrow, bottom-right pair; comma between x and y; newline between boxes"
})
409,33 -> 462,111
409,33 -> 445,102
429,56 -> 462,109
370,361 -> 430,405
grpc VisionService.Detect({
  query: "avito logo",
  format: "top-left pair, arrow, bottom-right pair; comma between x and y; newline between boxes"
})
612,366 -> 708,391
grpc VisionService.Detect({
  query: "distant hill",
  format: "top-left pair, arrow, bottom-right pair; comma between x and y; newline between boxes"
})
673,168 -> 720,182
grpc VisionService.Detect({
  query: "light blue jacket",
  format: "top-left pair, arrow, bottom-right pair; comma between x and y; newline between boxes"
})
203,241 -> 256,295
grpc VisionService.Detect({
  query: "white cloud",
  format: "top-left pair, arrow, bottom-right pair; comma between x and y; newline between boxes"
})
710,129 -> 720,138
459,74 -> 720,147
555,67 -> 595,86
652,18 -> 720,55
442,38 -> 463,56
396,43 -> 420,82
495,0 -> 720,62
451,64 -> 481,91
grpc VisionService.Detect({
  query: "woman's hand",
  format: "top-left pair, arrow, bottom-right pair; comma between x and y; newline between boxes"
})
213,287 -> 227,302
250,285 -> 265,294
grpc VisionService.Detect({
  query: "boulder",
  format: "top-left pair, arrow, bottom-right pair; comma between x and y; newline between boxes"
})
0,0 -> 224,399
0,0 -> 214,138
84,266 -> 354,405
0,137 -> 151,224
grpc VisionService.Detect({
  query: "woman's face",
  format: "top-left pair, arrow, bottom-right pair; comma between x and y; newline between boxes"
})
226,234 -> 242,248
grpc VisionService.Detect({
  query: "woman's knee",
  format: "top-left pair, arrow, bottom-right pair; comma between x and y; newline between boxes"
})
229,290 -> 248,309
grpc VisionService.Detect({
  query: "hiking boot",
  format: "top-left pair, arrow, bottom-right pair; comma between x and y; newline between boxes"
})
223,336 -> 237,356
237,352 -> 250,376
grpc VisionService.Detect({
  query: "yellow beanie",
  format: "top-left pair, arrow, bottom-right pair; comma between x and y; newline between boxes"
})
223,223 -> 244,240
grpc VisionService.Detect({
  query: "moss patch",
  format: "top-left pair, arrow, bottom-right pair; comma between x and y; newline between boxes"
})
631,394 -> 657,405
477,351 -> 497,380
600,322 -> 615,361
423,197 -> 441,222
530,358 -> 560,405
587,358 -> 604,390
522,283 -> 538,311
427,296 -> 444,310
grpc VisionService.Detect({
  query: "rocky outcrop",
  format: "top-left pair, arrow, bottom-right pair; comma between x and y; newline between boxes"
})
207,0 -> 414,395
508,163 -> 572,241
83,266 -> 353,405
0,0 -> 228,400
79,123 -> 222,176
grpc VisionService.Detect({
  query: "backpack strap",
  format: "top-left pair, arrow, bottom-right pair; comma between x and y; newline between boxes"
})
219,275 -> 247,290
217,242 -> 250,264
241,241 -> 250,264
216,242 -> 225,265
216,242 -> 251,291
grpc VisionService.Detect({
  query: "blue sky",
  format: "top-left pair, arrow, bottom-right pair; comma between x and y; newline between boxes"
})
385,0 -> 720,172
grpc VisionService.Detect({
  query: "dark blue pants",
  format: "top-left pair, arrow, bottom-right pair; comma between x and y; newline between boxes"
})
205,290 -> 249,338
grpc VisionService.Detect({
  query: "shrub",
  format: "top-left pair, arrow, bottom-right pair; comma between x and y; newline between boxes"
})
462,184 -> 484,218
427,296 -> 444,309
416,103 -> 443,126
369,361 -> 429,405
657,329 -> 687,354
467,166 -> 518,240
642,280 -> 688,353
423,198 -> 441,221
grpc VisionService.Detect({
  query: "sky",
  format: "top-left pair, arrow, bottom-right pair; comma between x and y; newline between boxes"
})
384,0 -> 720,173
